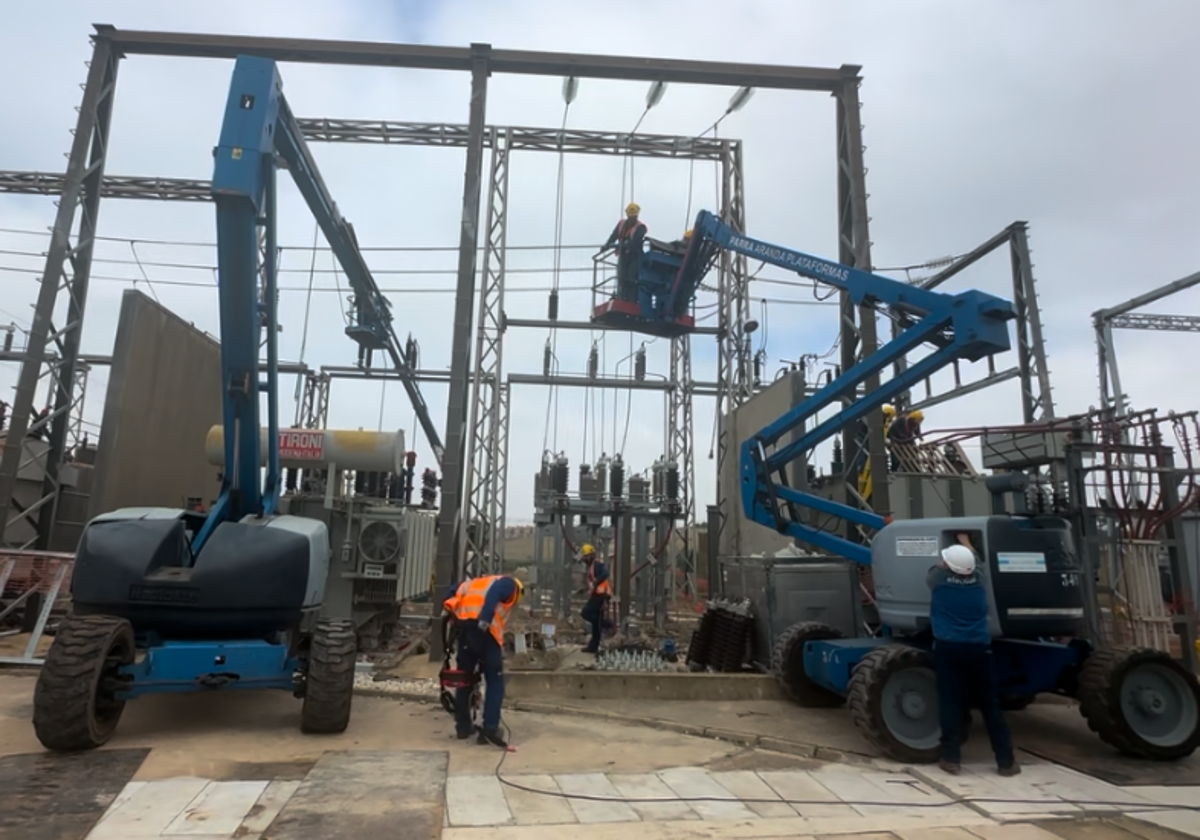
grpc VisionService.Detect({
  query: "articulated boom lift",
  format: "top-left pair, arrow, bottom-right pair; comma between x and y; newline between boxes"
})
685,211 -> 1200,763
29,56 -> 405,751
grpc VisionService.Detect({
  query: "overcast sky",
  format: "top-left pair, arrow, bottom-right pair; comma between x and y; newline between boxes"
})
1,1 -> 1197,524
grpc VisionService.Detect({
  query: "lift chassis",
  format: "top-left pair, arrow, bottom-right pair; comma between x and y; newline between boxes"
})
29,56 -> 390,751
680,211 -> 1200,763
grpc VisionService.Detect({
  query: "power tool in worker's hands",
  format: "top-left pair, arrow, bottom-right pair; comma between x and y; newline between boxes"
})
438,614 -> 482,729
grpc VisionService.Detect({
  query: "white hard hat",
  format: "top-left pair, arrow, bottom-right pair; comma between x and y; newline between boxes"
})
941,544 -> 977,576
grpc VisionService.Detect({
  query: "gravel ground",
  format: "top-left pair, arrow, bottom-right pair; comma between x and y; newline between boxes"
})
353,671 -> 439,696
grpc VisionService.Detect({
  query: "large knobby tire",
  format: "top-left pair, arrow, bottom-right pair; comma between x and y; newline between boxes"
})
300,619 -> 357,735
32,614 -> 135,752
848,645 -> 941,763
1077,646 -> 1200,761
772,621 -> 845,708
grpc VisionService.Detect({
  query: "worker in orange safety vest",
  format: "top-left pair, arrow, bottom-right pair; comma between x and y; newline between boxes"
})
599,202 -> 648,301
443,574 -> 524,747
580,544 -> 612,654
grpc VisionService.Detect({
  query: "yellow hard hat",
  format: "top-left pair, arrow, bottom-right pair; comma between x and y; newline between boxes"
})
582,543 -> 595,557
882,404 -> 895,416
625,202 -> 640,217
909,409 -> 925,423
512,578 -> 525,604
684,229 -> 693,239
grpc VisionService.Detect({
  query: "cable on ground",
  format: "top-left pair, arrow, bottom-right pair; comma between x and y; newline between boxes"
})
488,722 -> 1199,814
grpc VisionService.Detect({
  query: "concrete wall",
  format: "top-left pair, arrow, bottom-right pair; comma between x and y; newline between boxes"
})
89,291 -> 223,518
717,371 -> 808,558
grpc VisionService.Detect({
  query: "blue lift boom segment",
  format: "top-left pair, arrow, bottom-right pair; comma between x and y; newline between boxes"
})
678,210 -> 1017,563
195,55 -> 444,553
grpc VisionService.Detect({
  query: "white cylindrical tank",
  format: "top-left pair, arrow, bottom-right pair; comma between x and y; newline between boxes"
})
204,427 -> 407,473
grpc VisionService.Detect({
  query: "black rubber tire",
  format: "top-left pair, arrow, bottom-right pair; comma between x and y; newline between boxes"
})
999,694 -> 1036,712
1077,646 -> 1200,761
848,645 -> 941,764
32,614 -> 135,752
300,619 -> 357,735
771,621 -> 846,708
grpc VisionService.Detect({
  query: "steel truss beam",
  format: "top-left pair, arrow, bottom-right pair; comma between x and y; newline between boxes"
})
713,140 -> 752,561
1109,312 -> 1200,332
96,25 -> 854,91
0,38 -> 118,549
913,221 -> 1057,426
463,128 -> 511,578
834,77 -> 887,537
668,333 -> 696,600
1094,269 -> 1200,414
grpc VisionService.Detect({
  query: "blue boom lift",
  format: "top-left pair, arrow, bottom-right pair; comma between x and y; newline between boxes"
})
677,210 -> 1200,763
28,56 -> 429,750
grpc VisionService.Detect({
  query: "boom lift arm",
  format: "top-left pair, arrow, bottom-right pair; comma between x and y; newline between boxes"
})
677,210 -> 1017,564
195,55 -> 444,552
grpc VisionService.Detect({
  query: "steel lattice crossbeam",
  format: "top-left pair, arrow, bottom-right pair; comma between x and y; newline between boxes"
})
0,123 -> 736,204
0,171 -> 212,202
1109,312 -> 1200,333
94,24 -> 856,90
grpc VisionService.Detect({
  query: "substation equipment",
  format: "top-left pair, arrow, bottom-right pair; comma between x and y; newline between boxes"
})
204,425 -> 437,651
530,451 -> 683,627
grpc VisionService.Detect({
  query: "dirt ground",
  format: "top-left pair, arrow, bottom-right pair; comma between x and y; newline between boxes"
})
0,671 -> 815,782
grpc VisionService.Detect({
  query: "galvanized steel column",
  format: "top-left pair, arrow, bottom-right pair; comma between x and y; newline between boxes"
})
431,45 -> 490,661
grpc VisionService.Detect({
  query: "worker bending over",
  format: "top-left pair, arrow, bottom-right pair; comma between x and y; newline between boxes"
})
579,544 -> 611,654
443,574 -> 525,748
599,203 -> 647,302
928,540 -> 1019,777
886,408 -> 924,445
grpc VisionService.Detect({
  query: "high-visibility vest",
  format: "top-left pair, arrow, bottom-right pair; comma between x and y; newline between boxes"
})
587,563 -> 611,597
615,218 -> 647,242
443,576 -> 511,647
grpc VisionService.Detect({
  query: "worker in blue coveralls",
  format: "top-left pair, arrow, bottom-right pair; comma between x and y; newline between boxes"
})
928,538 -> 1020,777
442,574 -> 524,748
579,544 -> 611,654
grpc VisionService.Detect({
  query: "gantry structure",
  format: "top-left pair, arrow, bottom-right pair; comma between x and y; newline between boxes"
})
1094,269 -> 1200,415
0,27 -> 1058,660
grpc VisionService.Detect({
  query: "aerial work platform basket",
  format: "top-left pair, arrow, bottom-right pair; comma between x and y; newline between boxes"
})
590,237 -> 699,338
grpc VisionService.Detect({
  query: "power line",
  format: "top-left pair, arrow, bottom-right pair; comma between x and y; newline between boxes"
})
0,265 -> 838,310
0,227 -> 614,254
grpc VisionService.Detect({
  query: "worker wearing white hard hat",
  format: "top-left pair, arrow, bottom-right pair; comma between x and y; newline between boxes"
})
927,536 -> 1019,778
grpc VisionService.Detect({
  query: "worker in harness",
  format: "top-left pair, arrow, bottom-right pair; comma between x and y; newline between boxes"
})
442,574 -> 524,748
579,544 -> 611,654
599,202 -> 648,302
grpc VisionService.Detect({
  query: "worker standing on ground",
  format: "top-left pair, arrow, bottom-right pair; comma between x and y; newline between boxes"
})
579,544 -> 611,654
927,540 -> 1020,777
442,574 -> 524,748
599,203 -> 648,301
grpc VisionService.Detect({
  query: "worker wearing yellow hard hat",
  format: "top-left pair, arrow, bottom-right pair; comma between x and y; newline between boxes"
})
579,543 -> 611,654
599,204 -> 648,302
441,572 -> 524,747
886,406 -> 925,446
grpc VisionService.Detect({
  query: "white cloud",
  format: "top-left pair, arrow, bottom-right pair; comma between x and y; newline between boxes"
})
1,1 -> 1197,525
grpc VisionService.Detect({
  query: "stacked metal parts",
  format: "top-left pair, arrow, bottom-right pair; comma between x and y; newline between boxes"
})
685,598 -> 754,673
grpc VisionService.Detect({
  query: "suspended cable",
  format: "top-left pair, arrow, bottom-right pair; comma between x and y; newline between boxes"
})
544,88 -> 574,456
127,241 -> 162,304
293,221 -> 321,409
